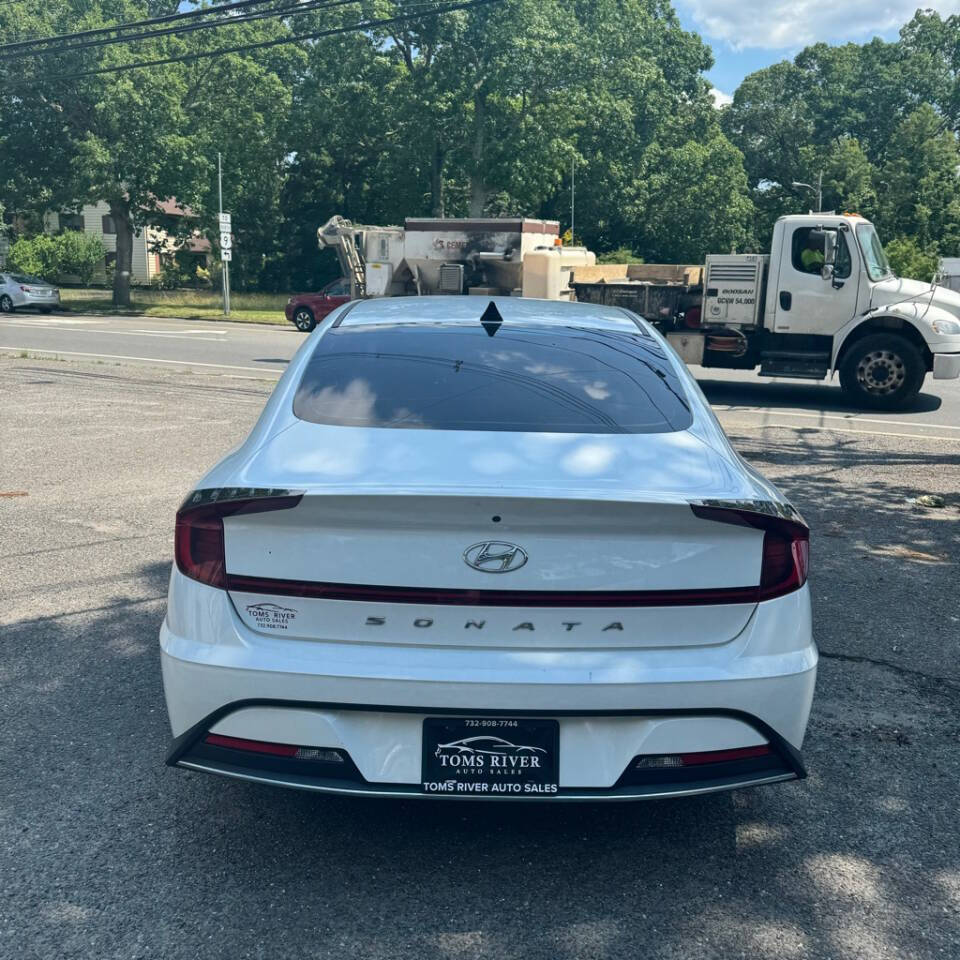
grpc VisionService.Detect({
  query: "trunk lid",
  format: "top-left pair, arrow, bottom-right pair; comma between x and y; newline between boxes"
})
224,493 -> 763,650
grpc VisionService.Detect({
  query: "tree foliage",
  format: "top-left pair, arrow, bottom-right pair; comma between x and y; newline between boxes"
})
723,12 -> 960,260
8,232 -> 106,283
1,2 -> 959,293
885,236 -> 940,282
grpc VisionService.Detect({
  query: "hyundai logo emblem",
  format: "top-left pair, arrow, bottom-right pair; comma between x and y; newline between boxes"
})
463,541 -> 529,573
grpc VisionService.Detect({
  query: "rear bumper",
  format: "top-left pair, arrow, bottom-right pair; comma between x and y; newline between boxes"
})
933,352 -> 960,379
13,294 -> 60,308
159,571 -> 816,799
167,699 -> 803,801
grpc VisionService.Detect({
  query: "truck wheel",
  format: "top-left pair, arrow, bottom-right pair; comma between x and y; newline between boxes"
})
839,333 -> 925,409
292,306 -> 316,332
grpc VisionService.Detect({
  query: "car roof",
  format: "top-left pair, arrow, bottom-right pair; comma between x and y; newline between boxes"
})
338,295 -> 647,334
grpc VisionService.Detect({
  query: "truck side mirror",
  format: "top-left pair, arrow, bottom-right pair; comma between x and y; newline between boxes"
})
821,263 -> 834,281
823,231 -> 837,266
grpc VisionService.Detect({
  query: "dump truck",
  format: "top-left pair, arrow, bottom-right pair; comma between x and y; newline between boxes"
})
573,213 -> 960,409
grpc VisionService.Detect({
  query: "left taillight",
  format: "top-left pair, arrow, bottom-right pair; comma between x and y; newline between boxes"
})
691,503 -> 809,602
174,488 -> 304,589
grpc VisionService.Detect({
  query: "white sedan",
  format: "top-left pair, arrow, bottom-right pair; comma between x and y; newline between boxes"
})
161,296 -> 816,800
0,272 -> 61,313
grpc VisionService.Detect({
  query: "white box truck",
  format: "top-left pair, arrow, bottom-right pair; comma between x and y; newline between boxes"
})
574,214 -> 960,409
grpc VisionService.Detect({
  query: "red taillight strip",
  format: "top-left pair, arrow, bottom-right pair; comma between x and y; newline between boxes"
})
691,504 -> 809,601
204,733 -> 298,756
679,744 -> 772,766
175,491 -> 304,589
226,573 -> 764,607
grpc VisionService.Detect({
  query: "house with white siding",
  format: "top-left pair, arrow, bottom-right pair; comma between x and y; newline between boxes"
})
42,200 -> 210,284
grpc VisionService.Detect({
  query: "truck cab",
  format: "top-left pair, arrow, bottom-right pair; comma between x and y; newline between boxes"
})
692,214 -> 960,408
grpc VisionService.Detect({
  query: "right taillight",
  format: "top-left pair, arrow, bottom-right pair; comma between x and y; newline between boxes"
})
691,504 -> 809,601
174,488 -> 303,589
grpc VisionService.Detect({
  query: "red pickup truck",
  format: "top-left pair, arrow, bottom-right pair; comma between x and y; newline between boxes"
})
285,277 -> 352,331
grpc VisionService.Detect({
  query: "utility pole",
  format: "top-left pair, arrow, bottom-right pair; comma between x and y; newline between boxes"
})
570,156 -> 576,245
218,152 -> 231,317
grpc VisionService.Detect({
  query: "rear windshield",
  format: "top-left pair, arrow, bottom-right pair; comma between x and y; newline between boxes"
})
293,322 -> 692,433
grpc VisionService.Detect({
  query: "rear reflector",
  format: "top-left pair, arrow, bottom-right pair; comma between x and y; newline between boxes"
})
174,488 -> 303,589
204,734 -> 344,763
635,745 -> 772,769
205,734 -> 298,757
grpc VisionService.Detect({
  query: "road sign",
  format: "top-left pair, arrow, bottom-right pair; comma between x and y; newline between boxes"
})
218,212 -> 231,228
220,232 -> 232,251
221,250 -> 232,262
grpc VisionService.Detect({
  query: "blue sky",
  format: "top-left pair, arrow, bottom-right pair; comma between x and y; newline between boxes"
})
673,1 -> 960,104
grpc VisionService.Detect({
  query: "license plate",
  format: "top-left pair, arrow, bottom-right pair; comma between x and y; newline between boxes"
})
421,717 -> 559,797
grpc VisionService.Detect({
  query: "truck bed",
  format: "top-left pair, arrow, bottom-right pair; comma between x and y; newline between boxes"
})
571,263 -> 702,325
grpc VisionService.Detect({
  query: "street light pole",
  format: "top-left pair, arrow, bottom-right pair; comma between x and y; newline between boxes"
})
792,173 -> 823,214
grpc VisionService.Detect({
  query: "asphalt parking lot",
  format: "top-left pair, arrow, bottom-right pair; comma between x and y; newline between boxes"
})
1,334 -> 959,959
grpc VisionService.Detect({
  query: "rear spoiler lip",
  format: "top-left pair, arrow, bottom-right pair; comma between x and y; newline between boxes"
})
690,497 -> 807,529
188,484 -> 794,512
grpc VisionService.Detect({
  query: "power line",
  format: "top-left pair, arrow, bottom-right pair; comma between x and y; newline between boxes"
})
37,0 -> 505,82
0,0 -> 362,61
0,0 -> 273,54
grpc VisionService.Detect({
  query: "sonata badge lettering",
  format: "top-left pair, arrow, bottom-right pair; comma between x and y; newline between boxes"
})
463,541 -> 528,573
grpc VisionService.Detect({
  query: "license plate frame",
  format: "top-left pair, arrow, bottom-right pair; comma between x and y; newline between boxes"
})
421,717 -> 559,797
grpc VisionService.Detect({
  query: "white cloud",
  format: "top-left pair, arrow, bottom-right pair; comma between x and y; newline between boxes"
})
679,1 -> 960,50
710,86 -> 733,107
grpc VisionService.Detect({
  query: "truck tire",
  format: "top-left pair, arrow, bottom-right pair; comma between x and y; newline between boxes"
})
292,306 -> 316,332
839,333 -> 925,410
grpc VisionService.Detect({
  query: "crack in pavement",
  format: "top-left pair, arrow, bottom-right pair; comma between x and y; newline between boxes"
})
819,648 -> 960,694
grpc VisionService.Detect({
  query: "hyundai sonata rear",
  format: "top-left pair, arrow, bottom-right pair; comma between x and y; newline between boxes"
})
160,297 -> 816,800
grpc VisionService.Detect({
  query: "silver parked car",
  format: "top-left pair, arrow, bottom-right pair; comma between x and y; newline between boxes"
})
0,273 -> 61,313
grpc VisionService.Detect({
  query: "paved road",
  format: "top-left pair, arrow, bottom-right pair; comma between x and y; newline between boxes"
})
0,312 -> 297,378
2,312 -> 958,444
1,324 -> 959,960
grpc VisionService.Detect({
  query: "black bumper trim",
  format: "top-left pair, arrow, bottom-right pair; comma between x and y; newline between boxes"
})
178,758 -> 797,801
166,698 -> 806,798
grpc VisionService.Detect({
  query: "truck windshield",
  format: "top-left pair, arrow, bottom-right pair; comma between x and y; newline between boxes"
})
856,224 -> 892,281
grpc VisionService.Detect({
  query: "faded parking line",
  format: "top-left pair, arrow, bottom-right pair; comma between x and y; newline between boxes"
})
718,417 -> 960,442
712,405 -> 960,432
0,345 -> 283,376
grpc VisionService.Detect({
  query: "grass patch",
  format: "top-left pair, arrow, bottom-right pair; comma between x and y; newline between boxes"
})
59,288 -> 290,324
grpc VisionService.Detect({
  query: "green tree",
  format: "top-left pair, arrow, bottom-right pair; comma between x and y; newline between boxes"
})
55,231 -> 107,284
879,105 -> 960,254
899,10 -> 960,131
631,132 -> 753,261
8,231 -> 105,282
8,234 -> 59,278
0,2 -> 298,303
885,236 -> 940,282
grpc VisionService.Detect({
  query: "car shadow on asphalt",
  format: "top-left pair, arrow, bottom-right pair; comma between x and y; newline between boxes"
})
698,376 -> 943,414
